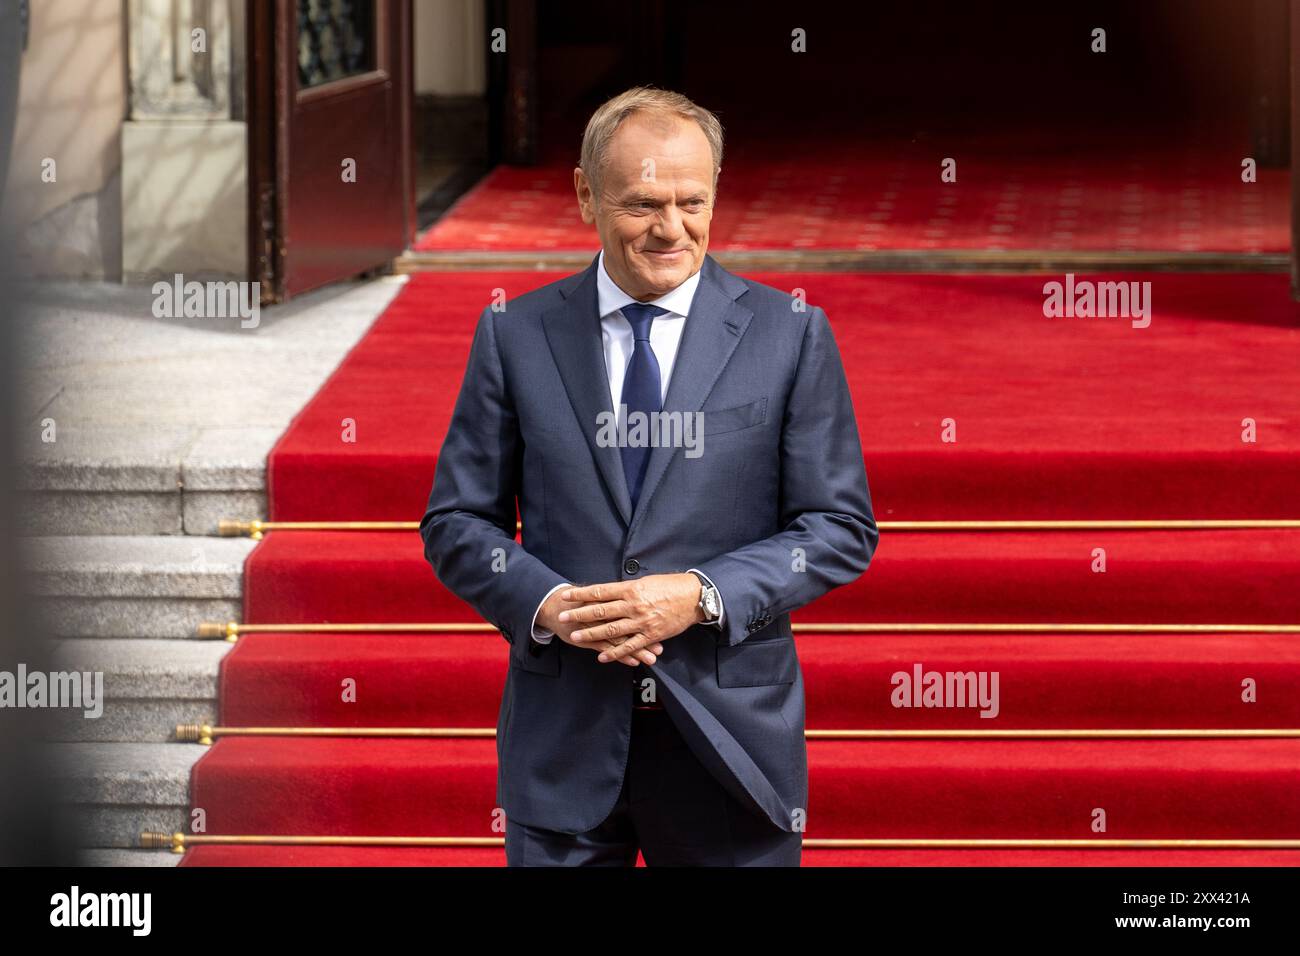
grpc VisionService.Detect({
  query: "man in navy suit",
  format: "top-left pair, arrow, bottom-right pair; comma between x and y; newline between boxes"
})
420,86 -> 877,866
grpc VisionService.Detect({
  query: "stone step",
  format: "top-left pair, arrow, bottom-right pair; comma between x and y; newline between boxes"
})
53,742 -> 201,849
15,426 -> 274,538
48,639 -> 229,742
77,848 -> 182,867
18,425 -> 277,536
25,535 -> 256,638
22,275 -> 413,858
19,276 -> 410,538
19,424 -> 189,535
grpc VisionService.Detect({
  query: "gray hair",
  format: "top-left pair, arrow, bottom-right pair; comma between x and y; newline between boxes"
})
579,86 -> 724,199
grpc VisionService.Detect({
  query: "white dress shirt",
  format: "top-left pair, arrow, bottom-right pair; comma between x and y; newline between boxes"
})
530,249 -> 724,642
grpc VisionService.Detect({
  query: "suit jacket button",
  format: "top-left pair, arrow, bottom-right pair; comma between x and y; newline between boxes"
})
623,559 -> 640,575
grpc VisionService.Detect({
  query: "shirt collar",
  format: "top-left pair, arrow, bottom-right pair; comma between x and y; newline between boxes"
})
596,248 -> 702,320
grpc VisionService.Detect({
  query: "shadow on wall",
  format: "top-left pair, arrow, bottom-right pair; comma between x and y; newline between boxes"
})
3,0 -> 126,280
1,0 -> 74,868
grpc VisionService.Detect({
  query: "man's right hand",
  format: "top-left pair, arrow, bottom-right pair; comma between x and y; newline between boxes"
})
537,588 -> 664,667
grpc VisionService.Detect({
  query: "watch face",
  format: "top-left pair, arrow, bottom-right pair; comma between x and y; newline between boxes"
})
703,588 -> 719,618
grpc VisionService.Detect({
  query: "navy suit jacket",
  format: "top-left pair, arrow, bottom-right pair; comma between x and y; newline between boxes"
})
419,252 -> 877,834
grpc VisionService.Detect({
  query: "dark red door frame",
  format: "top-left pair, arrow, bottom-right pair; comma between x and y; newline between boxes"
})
1292,0 -> 1300,299
247,1 -> 414,303
485,0 -> 537,166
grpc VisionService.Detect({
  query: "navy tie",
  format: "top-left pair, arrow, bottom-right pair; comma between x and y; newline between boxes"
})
619,302 -> 668,510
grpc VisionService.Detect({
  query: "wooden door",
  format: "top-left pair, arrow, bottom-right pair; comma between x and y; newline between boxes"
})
250,0 -> 414,301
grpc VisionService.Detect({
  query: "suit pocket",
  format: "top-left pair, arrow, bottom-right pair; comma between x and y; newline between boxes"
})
702,397 -> 768,436
716,637 -> 797,688
512,637 -> 561,677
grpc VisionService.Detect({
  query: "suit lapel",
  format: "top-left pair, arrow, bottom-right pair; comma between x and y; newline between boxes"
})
541,253 -> 754,533
542,254 -> 635,525
627,255 -> 753,536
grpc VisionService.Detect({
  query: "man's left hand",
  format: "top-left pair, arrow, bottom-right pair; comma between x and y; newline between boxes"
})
559,573 -> 704,663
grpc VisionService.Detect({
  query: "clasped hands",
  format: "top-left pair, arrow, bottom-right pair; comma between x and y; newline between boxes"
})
535,572 -> 705,666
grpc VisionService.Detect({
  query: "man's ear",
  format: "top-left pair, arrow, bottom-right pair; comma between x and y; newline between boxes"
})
574,167 -> 596,224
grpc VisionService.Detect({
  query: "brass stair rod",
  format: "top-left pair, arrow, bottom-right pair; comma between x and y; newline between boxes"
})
219,517 -> 1300,538
138,832 -> 1300,853
196,620 -> 1300,640
174,723 -> 1300,745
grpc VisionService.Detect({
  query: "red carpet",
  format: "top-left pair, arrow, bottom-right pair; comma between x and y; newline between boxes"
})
185,736 -> 1300,839
242,529 -> 1300,626
220,631 -> 1300,731
266,272 -> 1300,522
180,845 -> 1300,867
413,139 -> 1287,253
185,268 -> 1300,866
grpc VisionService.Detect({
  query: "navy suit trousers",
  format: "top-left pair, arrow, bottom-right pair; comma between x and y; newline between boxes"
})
504,706 -> 803,867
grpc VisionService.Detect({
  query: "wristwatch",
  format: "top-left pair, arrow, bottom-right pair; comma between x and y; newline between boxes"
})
689,570 -> 721,623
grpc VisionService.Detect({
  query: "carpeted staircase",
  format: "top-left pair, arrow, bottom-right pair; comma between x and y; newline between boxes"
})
411,138 -> 1288,255
173,270 -> 1300,866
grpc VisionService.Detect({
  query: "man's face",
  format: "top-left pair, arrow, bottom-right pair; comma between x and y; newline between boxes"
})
575,112 -> 715,301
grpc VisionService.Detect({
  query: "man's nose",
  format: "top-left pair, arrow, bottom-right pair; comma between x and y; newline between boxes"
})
652,204 -> 684,241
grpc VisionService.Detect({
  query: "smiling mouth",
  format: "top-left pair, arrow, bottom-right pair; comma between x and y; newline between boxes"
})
642,248 -> 688,257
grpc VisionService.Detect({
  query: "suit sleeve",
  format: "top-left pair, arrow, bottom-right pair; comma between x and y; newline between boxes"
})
419,306 -> 569,660
696,306 -> 877,646
529,583 -> 571,643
